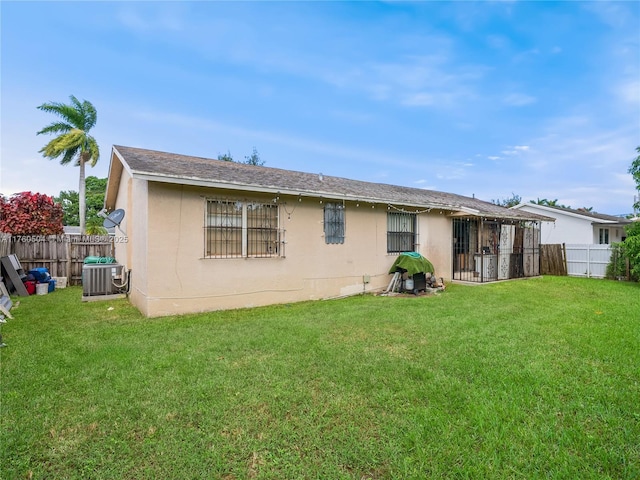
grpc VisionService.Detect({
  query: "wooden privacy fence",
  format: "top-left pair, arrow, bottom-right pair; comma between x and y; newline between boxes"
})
2,234 -> 113,286
541,243 -> 617,279
0,233 -> 11,258
540,244 -> 567,276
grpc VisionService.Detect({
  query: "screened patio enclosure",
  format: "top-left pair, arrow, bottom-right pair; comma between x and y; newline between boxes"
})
452,217 -> 541,283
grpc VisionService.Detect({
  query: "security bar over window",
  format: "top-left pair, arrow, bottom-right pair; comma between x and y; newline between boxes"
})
205,199 -> 281,258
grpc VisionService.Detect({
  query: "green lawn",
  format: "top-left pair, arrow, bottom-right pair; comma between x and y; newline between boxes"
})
1,276 -> 639,479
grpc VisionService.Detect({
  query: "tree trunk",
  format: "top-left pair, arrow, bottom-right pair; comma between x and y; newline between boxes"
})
79,156 -> 86,234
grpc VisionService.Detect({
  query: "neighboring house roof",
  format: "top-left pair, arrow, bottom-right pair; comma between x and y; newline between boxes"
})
106,145 -> 553,222
511,203 -> 632,226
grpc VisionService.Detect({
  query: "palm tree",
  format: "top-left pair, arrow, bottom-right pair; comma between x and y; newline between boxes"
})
530,198 -> 559,207
37,95 -> 100,234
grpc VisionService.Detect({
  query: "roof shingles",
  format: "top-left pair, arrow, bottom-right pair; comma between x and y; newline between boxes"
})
112,145 -> 551,222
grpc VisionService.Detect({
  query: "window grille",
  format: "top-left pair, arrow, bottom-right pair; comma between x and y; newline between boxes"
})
324,203 -> 345,244
247,202 -> 279,256
387,212 -> 416,253
205,199 -> 280,258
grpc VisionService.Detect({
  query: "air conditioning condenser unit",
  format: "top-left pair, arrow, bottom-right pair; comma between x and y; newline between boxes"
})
82,264 -> 126,301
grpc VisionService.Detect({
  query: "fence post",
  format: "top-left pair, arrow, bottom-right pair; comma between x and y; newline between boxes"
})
67,241 -> 73,285
0,233 -> 12,257
626,257 -> 631,281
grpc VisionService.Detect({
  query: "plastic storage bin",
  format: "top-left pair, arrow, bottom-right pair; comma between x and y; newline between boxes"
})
29,268 -> 51,283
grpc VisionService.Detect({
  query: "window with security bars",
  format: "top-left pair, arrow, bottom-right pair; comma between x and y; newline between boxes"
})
205,199 -> 280,258
324,203 -> 345,244
387,211 -> 416,253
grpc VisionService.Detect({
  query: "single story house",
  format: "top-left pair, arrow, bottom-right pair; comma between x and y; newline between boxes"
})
105,146 -> 552,317
510,203 -> 632,245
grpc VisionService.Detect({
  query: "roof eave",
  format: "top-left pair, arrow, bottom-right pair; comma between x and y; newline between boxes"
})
130,171 -> 467,212
449,211 -> 553,222
105,148 -> 126,210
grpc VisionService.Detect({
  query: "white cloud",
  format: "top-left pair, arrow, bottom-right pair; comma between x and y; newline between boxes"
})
116,5 -> 185,33
503,93 -> 537,107
329,109 -> 375,124
401,93 -> 436,107
486,34 -> 510,50
359,55 -> 485,109
615,79 -> 640,105
584,1 -> 636,29
491,116 -> 639,213
501,150 -> 517,156
128,108 -> 433,175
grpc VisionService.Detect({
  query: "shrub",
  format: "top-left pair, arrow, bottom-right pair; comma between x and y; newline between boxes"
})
0,191 -> 64,235
606,243 -> 628,280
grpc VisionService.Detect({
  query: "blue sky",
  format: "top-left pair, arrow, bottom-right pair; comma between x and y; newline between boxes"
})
1,1 -> 639,215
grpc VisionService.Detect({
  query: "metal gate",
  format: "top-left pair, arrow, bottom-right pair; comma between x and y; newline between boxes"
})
452,218 -> 541,283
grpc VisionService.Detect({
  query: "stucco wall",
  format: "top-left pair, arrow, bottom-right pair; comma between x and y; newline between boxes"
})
111,167 -> 130,269
131,182 -> 452,316
516,205 -> 592,244
110,168 -> 149,316
591,226 -> 627,244
418,212 -> 451,275
516,205 -> 627,245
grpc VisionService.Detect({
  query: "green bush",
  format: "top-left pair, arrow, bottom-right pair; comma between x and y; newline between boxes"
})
606,242 -> 627,280
624,222 -> 640,281
609,222 -> 640,282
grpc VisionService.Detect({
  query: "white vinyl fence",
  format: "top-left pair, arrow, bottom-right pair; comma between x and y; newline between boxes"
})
565,244 -> 613,278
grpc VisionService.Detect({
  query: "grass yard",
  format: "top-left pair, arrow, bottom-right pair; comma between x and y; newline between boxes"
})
1,276 -> 639,479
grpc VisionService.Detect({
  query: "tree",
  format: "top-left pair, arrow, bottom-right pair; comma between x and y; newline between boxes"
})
531,198 -> 557,206
609,147 -> 640,282
630,146 -> 640,212
623,221 -> 640,280
217,148 -> 265,165
530,198 -> 570,208
217,151 -> 234,162
621,146 -> 640,280
85,216 -> 108,235
54,190 -> 80,225
491,193 -> 521,208
244,147 -> 265,166
0,192 -> 64,235
55,176 -> 107,226
37,95 -> 100,234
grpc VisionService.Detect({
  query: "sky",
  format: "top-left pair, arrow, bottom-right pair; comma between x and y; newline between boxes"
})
1,1 -> 639,216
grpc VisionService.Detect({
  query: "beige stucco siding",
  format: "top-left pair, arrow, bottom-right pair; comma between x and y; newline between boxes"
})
110,168 -> 150,316
129,178 -> 149,315
134,182 -> 452,316
111,167 -> 130,269
418,213 -> 452,277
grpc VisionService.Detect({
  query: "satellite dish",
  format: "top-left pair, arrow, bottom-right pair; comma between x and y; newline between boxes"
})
103,209 -> 125,228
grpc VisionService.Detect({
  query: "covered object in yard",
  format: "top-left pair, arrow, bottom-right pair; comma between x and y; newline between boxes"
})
388,253 -> 436,293
388,252 -> 435,276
